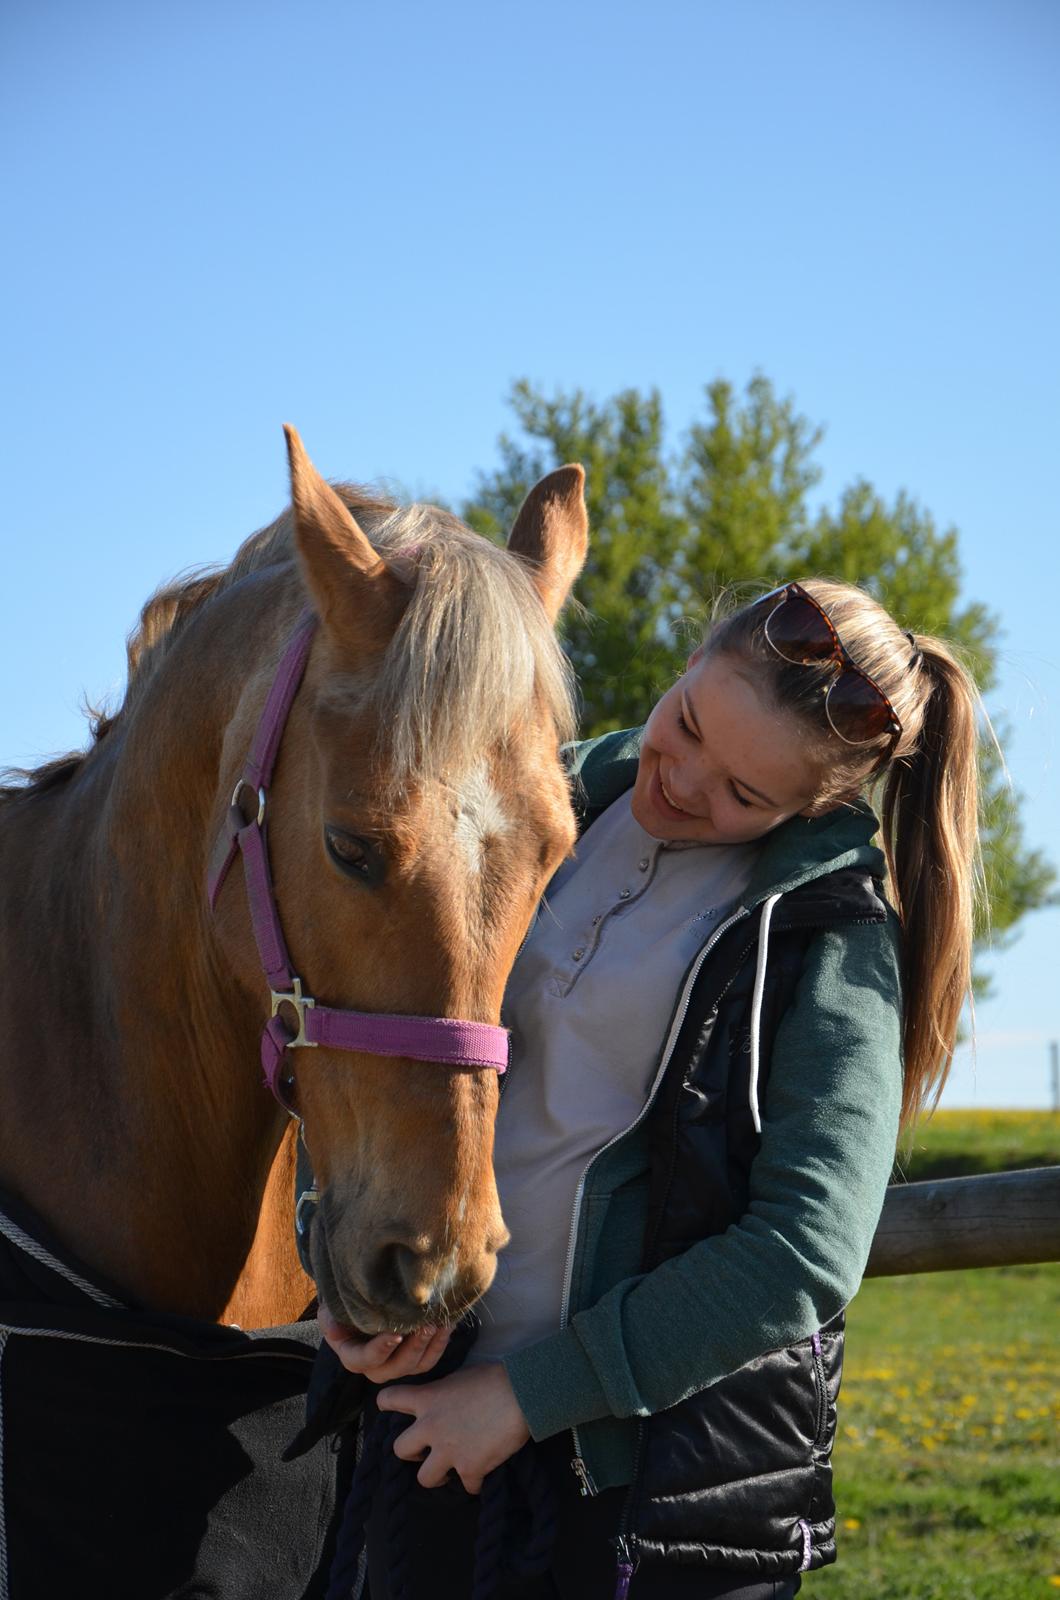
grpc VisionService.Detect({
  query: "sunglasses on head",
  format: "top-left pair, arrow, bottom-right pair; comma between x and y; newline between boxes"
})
753,582 -> 903,747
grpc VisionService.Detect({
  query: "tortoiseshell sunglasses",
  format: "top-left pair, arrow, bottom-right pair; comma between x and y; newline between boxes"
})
754,582 -> 903,747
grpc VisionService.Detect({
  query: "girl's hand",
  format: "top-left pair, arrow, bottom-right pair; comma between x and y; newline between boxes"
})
317,1303 -> 452,1384
376,1362 -> 531,1494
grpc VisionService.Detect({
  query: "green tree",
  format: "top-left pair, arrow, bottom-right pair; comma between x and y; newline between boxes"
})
465,381 -> 686,730
463,375 -> 1056,951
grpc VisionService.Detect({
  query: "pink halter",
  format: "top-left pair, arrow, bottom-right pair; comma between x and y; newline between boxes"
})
207,612 -> 510,1111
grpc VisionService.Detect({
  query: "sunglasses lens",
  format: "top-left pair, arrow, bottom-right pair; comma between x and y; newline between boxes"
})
764,593 -> 837,664
826,669 -> 896,744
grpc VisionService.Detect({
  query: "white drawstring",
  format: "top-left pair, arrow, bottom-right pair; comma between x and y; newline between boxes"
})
748,893 -> 783,1134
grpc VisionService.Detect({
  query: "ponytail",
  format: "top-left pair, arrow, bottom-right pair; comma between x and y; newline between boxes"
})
878,638 -> 982,1130
709,580 -> 986,1136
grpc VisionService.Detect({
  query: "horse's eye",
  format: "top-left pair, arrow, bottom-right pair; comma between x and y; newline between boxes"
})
324,828 -> 383,885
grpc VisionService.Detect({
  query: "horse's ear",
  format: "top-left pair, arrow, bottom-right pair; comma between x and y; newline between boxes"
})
506,465 -> 588,623
284,424 -> 407,649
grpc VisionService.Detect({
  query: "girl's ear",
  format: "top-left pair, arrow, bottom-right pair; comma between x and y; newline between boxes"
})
686,643 -> 706,670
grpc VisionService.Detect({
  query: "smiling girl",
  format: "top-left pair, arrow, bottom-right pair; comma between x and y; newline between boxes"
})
321,577 -> 981,1599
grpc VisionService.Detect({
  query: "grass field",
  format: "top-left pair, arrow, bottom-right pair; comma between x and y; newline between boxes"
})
890,1108 -> 1060,1183
804,1110 -> 1060,1600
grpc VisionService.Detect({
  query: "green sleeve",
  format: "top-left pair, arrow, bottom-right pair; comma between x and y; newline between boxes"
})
504,917 -> 904,1441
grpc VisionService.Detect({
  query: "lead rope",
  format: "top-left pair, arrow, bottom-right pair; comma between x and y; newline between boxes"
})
324,1365 -> 558,1600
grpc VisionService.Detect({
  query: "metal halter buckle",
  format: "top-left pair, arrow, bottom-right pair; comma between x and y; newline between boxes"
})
270,977 -> 318,1048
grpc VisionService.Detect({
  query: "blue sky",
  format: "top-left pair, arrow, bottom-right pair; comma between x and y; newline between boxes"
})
2,0 -> 1057,1109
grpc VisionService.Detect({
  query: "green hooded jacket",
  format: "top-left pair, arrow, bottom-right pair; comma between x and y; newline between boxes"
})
501,730 -> 904,1491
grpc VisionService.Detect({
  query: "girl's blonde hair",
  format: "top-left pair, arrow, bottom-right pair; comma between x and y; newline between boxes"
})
708,579 -> 983,1132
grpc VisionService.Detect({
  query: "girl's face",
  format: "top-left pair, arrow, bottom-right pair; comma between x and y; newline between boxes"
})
631,649 -> 829,845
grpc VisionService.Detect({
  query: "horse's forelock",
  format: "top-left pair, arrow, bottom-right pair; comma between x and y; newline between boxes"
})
326,501 -> 578,796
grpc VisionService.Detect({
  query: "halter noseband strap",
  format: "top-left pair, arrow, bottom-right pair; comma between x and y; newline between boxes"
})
207,611 -> 510,1112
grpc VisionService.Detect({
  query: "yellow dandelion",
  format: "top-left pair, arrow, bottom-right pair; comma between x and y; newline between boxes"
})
843,1518 -> 861,1531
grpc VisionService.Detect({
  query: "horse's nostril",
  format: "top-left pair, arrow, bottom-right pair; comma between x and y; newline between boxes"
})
368,1241 -> 431,1307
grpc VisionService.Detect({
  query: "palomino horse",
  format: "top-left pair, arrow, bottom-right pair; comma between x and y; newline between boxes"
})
0,430 -> 586,1596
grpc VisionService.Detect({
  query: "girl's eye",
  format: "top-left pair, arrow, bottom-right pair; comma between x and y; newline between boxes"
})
730,783 -> 754,810
677,712 -> 693,735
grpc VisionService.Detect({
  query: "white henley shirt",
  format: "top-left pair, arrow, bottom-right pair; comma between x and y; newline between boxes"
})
470,792 -> 760,1365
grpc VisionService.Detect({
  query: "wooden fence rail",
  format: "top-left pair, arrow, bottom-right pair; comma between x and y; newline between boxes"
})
865,1164 -> 1060,1277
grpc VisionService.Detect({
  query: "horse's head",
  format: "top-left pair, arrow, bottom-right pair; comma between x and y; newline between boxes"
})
215,428 -> 586,1332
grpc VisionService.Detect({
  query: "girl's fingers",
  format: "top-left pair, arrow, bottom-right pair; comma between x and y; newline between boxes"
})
377,1384 -> 420,1418
341,1331 -> 405,1375
369,1324 -> 452,1380
416,1452 -> 452,1490
391,1418 -> 430,1461
316,1304 -> 369,1354
316,1309 -> 451,1382
317,1308 -> 404,1375
407,1324 -> 452,1373
363,1324 -> 445,1381
420,1463 -> 481,1495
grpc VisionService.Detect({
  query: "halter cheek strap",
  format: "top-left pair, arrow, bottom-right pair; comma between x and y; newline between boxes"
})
207,611 -> 510,1112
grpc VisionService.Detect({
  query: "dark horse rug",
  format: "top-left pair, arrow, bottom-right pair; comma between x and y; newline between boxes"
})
0,1186 -> 352,1599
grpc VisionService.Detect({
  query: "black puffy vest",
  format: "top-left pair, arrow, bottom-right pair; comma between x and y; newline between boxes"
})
621,868 -> 890,1579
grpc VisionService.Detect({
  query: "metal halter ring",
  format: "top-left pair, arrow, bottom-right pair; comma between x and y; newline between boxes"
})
295,1187 -> 319,1238
231,778 -> 267,827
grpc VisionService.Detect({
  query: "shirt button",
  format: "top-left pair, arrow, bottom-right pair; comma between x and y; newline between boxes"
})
619,888 -> 632,900
638,857 -> 650,871
572,947 -> 585,960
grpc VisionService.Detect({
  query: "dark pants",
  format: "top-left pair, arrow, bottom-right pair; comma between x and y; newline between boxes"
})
366,1435 -> 802,1600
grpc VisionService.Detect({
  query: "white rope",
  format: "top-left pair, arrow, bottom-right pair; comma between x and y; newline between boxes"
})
0,1208 -> 123,1311
747,893 -> 783,1134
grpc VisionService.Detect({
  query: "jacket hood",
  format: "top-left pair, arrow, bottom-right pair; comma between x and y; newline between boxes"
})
565,727 -> 888,912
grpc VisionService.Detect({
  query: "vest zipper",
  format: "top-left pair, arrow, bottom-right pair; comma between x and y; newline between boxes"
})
610,1427 -> 645,1585
559,905 -> 751,1494
613,1532 -> 637,1597
811,1329 -> 828,1446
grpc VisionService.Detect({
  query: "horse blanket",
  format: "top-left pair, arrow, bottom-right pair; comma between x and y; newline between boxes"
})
0,1186 -> 349,1599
